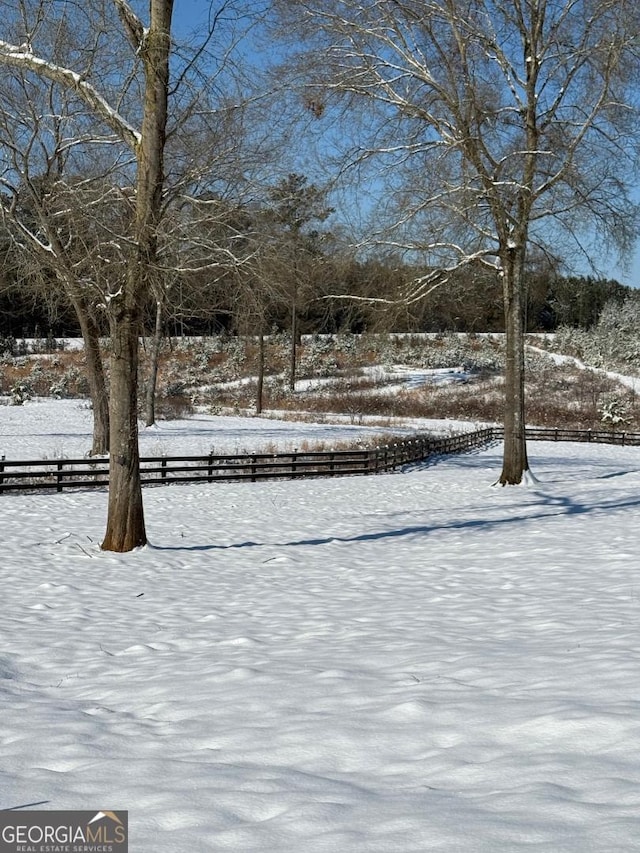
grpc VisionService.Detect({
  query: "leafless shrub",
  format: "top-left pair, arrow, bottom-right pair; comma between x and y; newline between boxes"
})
155,394 -> 195,420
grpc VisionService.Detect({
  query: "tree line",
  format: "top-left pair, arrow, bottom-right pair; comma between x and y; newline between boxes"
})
1,0 -> 640,550
0,238 -> 632,340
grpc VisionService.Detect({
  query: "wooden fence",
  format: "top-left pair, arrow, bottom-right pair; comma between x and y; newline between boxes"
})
0,427 -> 495,495
0,425 -> 638,495
518,427 -> 640,446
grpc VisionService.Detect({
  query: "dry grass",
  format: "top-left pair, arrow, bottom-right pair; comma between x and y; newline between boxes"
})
3,335 -> 640,433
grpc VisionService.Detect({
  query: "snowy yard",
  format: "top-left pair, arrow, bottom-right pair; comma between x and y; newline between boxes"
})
2,401 -> 640,850
0,397 -> 477,461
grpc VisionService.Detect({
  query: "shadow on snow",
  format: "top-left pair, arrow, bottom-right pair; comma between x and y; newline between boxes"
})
148,489 -> 640,553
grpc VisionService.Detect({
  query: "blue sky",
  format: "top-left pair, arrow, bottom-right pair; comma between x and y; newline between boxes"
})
167,1 -> 640,289
172,0 -> 219,36
611,258 -> 640,288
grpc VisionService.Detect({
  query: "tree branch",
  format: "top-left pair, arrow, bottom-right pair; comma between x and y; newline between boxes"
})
113,0 -> 146,53
0,40 -> 141,151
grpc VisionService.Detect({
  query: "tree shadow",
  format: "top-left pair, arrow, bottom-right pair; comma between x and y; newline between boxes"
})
149,489 -> 640,553
595,469 -> 640,480
2,800 -> 51,811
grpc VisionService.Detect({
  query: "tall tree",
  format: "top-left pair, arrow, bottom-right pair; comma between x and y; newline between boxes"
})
266,173 -> 333,391
1,2 -> 280,547
0,0 -> 174,549
277,0 -> 640,482
0,71 -> 115,455
100,0 -> 174,551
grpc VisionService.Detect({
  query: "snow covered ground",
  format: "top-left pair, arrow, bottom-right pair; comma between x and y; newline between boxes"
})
295,365 -> 473,395
528,344 -> 640,394
0,397 -> 477,461
2,401 -> 640,851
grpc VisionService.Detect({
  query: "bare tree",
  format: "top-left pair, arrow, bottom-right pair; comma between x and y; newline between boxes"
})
0,187 -> 112,454
277,0 -> 640,482
140,32 -> 289,424
265,173 -> 333,391
0,0 -> 277,548
141,282 -> 168,428
0,57 -> 116,454
0,0 -> 173,549
99,0 -> 173,550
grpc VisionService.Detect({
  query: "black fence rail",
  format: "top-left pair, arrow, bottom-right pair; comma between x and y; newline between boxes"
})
0,427 -> 496,495
0,425 -> 637,495
488,426 -> 640,445
526,427 -> 640,446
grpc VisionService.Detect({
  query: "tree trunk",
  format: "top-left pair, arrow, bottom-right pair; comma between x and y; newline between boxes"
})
79,311 -> 110,456
144,297 -> 164,427
256,331 -> 265,414
65,287 -> 109,455
289,298 -> 297,392
101,0 -> 174,551
100,301 -> 146,551
498,247 -> 529,484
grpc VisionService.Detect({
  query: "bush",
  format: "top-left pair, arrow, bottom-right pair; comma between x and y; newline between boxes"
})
10,381 -> 33,405
155,394 -> 195,420
0,336 -> 17,356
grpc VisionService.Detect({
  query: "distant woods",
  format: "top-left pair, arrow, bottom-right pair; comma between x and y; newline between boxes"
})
0,245 -> 631,340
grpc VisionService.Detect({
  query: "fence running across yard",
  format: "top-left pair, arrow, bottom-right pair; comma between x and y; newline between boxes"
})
1,426 -> 639,495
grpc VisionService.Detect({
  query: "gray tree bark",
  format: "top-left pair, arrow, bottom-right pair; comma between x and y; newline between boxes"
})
289,297 -> 297,393
68,290 -> 110,456
101,0 -> 174,551
256,331 -> 265,414
498,246 -> 529,484
144,297 -> 164,428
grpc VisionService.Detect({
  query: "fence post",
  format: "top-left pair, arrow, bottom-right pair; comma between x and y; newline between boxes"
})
56,460 -> 64,492
208,454 -> 213,482
0,454 -> 4,495
161,458 -> 167,482
251,455 -> 257,483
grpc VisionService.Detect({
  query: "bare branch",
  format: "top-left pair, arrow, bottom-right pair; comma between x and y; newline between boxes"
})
0,40 -> 141,151
113,0 -> 146,53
